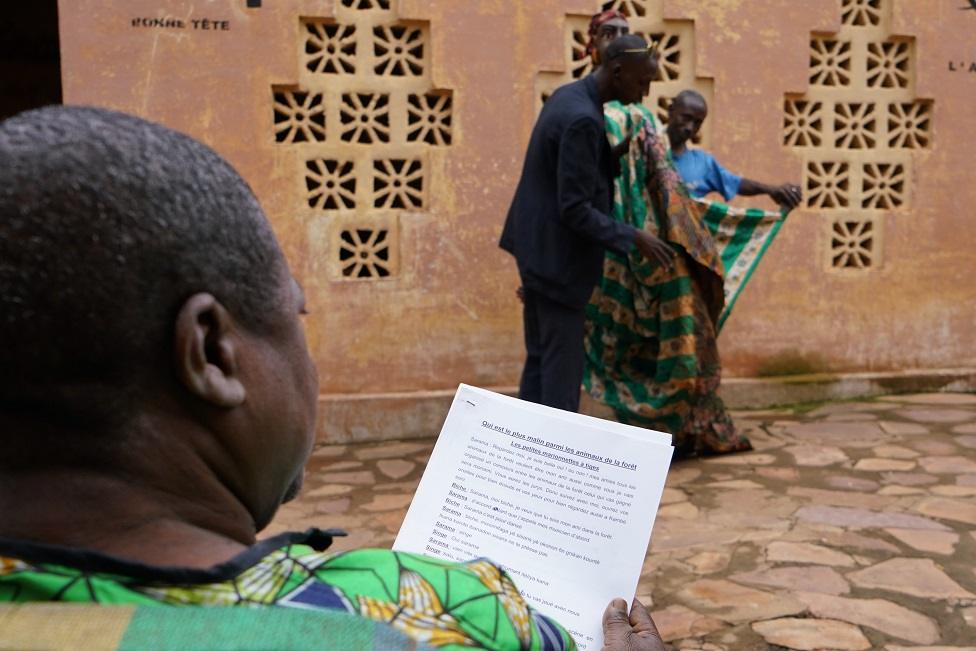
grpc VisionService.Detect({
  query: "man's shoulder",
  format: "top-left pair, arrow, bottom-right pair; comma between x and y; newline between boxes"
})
549,76 -> 588,101
675,148 -> 716,165
296,548 -> 577,649
546,77 -> 601,121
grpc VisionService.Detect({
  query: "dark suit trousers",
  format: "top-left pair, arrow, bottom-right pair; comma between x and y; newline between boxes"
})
518,288 -> 585,412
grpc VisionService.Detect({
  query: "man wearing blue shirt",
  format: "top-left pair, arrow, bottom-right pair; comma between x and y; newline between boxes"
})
667,90 -> 802,209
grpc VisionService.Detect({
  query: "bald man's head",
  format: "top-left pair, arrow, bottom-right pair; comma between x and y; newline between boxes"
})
667,90 -> 708,152
672,90 -> 707,113
602,35 -> 658,105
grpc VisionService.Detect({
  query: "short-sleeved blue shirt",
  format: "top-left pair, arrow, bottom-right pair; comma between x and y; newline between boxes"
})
673,149 -> 742,201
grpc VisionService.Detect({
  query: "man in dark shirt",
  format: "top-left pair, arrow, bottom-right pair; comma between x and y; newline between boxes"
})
500,34 -> 673,412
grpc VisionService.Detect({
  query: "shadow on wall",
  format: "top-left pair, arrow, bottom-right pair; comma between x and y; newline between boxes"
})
0,0 -> 61,121
756,349 -> 832,378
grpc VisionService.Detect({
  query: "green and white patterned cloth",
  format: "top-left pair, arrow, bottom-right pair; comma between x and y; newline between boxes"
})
584,101 -> 785,455
698,199 -> 786,332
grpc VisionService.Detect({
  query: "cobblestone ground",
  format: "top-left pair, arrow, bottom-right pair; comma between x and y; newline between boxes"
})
266,392 -> 976,650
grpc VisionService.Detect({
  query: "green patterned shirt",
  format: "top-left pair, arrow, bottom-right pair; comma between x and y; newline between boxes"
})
0,529 -> 575,651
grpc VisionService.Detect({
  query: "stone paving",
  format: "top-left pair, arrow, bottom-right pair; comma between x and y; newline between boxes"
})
266,392 -> 976,650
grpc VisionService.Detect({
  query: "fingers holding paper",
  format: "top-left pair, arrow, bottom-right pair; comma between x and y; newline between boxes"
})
601,598 -> 666,651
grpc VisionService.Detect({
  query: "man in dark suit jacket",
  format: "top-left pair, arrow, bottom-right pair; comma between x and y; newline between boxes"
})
500,34 -> 673,412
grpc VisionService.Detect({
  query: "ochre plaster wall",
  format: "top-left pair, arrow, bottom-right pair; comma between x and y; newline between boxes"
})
58,1 -> 976,437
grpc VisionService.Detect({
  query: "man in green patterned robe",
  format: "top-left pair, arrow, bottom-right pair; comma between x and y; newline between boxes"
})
580,13 -> 789,456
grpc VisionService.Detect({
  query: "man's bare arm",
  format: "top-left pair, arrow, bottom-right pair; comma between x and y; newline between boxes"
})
738,178 -> 802,211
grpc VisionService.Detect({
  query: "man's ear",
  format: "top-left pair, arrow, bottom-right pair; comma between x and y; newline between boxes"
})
173,293 -> 247,408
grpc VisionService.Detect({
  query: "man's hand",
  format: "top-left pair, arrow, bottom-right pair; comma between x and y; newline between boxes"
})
611,134 -> 633,161
739,179 -> 802,211
768,183 -> 802,211
601,598 -> 666,651
634,230 -> 674,269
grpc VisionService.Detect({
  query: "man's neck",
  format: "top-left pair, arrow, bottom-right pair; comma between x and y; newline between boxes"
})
669,136 -> 688,156
0,456 -> 256,569
592,67 -> 617,105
